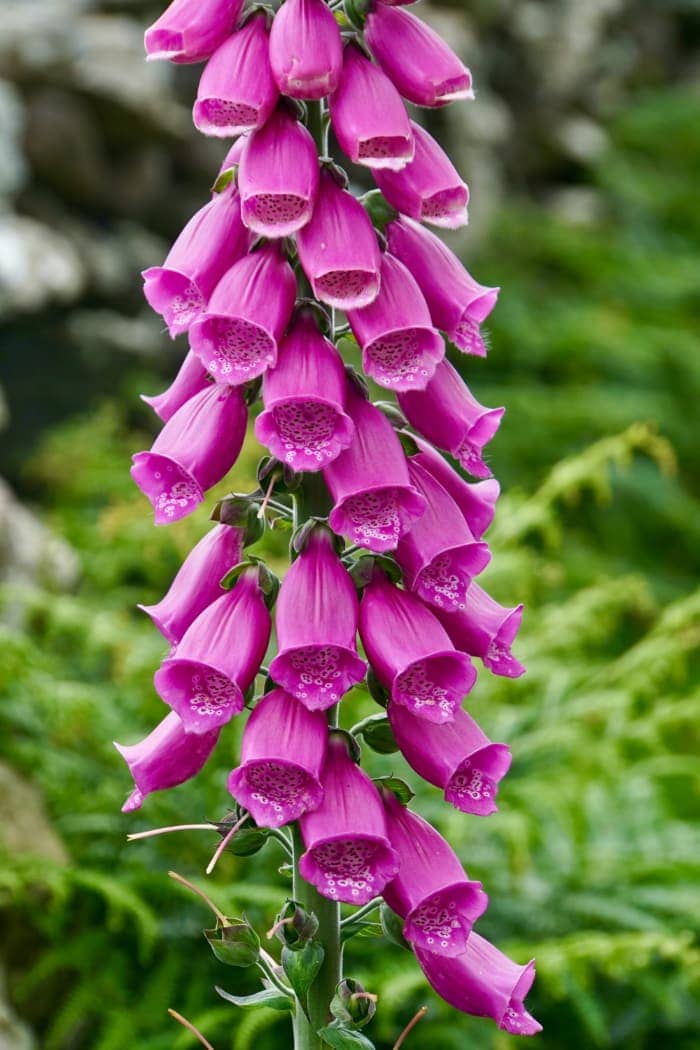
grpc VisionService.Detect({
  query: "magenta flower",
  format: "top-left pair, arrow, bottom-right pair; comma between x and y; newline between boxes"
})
416,934 -> 541,1036
324,388 -> 426,553
269,526 -> 365,709
398,360 -> 504,479
193,15 -> 278,138
115,712 -> 220,813
138,523 -> 244,646
329,45 -> 414,171
141,350 -> 210,423
410,437 -> 499,541
346,253 -> 444,392
296,169 -> 381,311
388,703 -> 512,816
436,583 -> 526,678
142,186 -> 249,337
359,570 -> 476,723
190,244 -> 297,384
144,0 -> 243,63
381,789 -> 487,955
131,384 -> 247,525
299,734 -> 399,904
374,122 -> 469,229
387,215 -> 499,357
227,688 -> 327,828
269,0 -> 343,100
154,567 -> 271,734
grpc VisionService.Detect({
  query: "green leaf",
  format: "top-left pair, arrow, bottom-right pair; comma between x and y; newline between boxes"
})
379,905 -> 410,951
359,716 -> 398,755
204,920 -> 260,967
215,985 -> 293,1012
318,1021 -> 376,1049
282,941 -> 325,1014
372,775 -> 415,805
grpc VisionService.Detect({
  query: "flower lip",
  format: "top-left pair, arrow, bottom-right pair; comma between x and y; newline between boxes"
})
363,325 -> 444,392
154,658 -> 244,734
412,542 -> 491,612
130,452 -> 203,525
329,483 -> 426,553
142,267 -> 205,337
269,643 -> 367,710
194,98 -> 261,137
403,880 -> 488,956
256,396 -> 355,472
299,833 -> 400,905
227,758 -> 324,828
190,314 -> 277,384
420,185 -> 469,228
312,268 -> 381,311
144,28 -> 185,61
356,133 -> 415,169
242,191 -> 314,238
445,743 -> 512,816
391,650 -> 476,724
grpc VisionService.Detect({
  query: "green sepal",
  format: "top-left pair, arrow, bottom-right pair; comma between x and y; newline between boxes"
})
349,555 -> 402,592
340,918 -> 383,944
373,775 -> 415,805
219,558 -> 280,609
273,900 -> 319,949
380,903 -> 411,951
282,941 -> 325,1017
216,985 -> 293,1012
360,189 -> 398,233
330,728 -> 362,764
210,495 -> 264,547
318,1022 -> 376,1049
291,518 -> 342,559
212,164 -> 237,194
330,978 -> 377,1029
366,668 -> 389,709
227,827 -> 270,857
373,401 -> 409,431
342,0 -> 369,31
357,715 -> 398,754
204,919 -> 260,967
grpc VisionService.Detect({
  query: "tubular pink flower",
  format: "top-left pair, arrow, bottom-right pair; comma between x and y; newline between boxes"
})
388,703 -> 511,816
115,712 -> 220,812
238,106 -> 319,238
154,567 -> 271,734
374,122 -> 469,229
346,253 -> 444,392
329,45 -> 414,171
416,934 -> 541,1036
381,790 -> 487,955
144,0 -> 243,64
142,187 -> 249,337
324,387 -> 426,553
299,734 -> 399,904
410,437 -> 500,540
359,571 -> 476,724
141,351 -> 210,423
395,459 -> 491,612
227,688 -> 327,828
130,384 -> 247,525
269,526 -> 366,709
296,169 -> 381,311
398,360 -> 504,479
193,15 -> 278,137
387,215 -> 499,357
269,0 -> 343,100
190,244 -> 297,384
436,583 -> 526,678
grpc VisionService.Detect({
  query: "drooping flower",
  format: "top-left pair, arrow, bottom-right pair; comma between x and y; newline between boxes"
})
131,383 -> 247,525
299,733 -> 400,904
409,436 -> 499,541
436,583 -> 526,678
381,789 -> 487,955
144,0 -> 243,63
141,350 -> 210,423
269,525 -> 366,709
359,569 -> 476,723
269,0 -> 343,100
346,253 -> 444,392
227,688 -> 327,827
154,567 -> 271,734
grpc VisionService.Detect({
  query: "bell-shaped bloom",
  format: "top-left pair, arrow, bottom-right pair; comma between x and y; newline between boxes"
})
374,122 -> 469,229
395,459 -> 490,612
141,351 -> 210,423
416,934 -> 541,1036
381,790 -> 487,955
255,312 -> 354,472
145,0 -> 243,63
299,734 -> 400,904
115,712 -> 220,812
238,106 -> 319,238
346,254 -> 444,392
410,437 -> 499,540
329,46 -> 414,171
324,388 -> 425,553
296,170 -> 381,311
138,523 -> 244,645
131,384 -> 247,525
388,703 -> 511,816
359,571 -> 476,724
365,6 -> 473,108
142,187 -> 249,337
190,244 -> 297,384
193,15 -> 278,137
387,216 -> 498,357
227,688 -> 327,827
269,0 -> 343,100
436,583 -> 526,678
398,361 -> 504,479
154,567 -> 271,734
269,526 -> 366,709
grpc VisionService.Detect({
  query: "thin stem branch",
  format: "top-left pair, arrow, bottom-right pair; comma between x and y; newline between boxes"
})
127,823 -> 217,841
205,812 -> 249,875
257,954 -> 293,998
340,897 -> 382,927
268,828 -> 294,857
393,1006 -> 428,1049
168,1009 -> 215,1050
168,870 -> 228,926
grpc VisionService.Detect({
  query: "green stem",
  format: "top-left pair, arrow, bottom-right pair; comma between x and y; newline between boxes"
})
307,100 -> 326,156
340,896 -> 382,928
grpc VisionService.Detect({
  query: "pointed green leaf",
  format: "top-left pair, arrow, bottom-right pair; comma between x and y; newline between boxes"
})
216,985 -> 293,1012
282,941 -> 325,1014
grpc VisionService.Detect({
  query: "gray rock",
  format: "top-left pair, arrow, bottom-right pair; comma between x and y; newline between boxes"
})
0,478 -> 80,600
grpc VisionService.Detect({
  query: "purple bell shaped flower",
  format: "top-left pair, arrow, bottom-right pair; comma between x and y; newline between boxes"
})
269,0 -> 343,100
154,567 -> 271,734
416,934 -> 541,1036
299,734 -> 400,904
131,384 -> 247,525
144,0 -> 243,64
193,14 -> 278,137
141,350 -> 210,423
254,311 -> 355,472
329,45 -> 414,171
436,583 -> 526,678
190,244 -> 297,384
227,688 -> 327,828
388,703 -> 512,816
409,437 -> 499,541
346,253 -> 444,392
269,525 -> 366,709
296,169 -> 381,311
398,360 -> 504,479
359,570 -> 476,724
115,712 -> 220,812
381,789 -> 487,955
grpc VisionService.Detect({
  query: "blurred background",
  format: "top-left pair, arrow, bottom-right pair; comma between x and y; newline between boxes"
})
1,0 -> 699,1047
